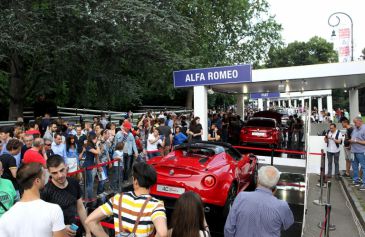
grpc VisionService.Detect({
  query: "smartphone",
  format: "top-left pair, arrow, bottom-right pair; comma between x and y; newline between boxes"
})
70,223 -> 79,231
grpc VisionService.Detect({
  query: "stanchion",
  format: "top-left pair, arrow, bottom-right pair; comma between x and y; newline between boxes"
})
317,149 -> 327,188
318,181 -> 336,231
117,160 -> 121,193
83,169 -> 87,200
270,145 -> 274,166
314,150 -> 326,205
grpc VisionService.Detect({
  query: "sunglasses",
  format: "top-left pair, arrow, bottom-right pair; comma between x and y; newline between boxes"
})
45,143 -> 52,146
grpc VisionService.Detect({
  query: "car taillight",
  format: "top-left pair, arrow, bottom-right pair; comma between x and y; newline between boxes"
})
202,175 -> 216,188
241,129 -> 248,134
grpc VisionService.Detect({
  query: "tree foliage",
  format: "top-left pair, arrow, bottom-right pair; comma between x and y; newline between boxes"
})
266,36 -> 338,67
265,36 -> 351,110
0,0 -> 282,119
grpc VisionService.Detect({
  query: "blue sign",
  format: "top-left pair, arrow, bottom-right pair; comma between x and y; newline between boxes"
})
250,92 -> 280,99
173,65 -> 252,88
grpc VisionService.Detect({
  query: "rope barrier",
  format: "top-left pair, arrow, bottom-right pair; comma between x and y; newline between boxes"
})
100,221 -> 115,229
67,159 -> 120,176
75,216 -> 115,230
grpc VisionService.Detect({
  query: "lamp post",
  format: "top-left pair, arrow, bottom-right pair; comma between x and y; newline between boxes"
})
328,12 -> 354,62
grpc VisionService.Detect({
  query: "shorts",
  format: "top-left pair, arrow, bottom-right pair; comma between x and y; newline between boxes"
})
344,148 -> 352,160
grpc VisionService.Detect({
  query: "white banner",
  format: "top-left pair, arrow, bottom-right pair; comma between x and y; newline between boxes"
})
338,28 -> 351,62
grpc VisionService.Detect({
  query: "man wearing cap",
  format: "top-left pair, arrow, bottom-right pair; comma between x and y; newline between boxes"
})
114,120 -> 138,181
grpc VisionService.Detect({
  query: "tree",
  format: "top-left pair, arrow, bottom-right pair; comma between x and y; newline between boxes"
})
265,36 -> 351,110
176,0 -> 283,108
266,36 -> 337,67
0,0 -> 194,119
1,0 -> 283,119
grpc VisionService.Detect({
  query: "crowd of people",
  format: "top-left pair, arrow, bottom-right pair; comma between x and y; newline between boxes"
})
0,153 -> 293,237
3,110 -> 296,237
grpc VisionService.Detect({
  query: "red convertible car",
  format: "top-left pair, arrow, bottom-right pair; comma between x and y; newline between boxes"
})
147,141 -> 258,215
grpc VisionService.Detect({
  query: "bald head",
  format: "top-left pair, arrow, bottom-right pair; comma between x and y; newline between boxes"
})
258,166 -> 280,189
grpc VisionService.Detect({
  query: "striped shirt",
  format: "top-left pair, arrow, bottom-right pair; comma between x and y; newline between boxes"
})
100,191 -> 166,236
224,187 -> 294,237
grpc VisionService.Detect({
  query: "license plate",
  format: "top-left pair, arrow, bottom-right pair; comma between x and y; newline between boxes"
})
252,132 -> 265,136
157,185 -> 185,195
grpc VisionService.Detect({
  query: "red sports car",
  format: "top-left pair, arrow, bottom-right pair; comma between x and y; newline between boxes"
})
240,117 -> 282,148
147,141 -> 258,215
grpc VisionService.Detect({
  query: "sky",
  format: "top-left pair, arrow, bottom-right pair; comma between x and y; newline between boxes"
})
267,0 -> 365,59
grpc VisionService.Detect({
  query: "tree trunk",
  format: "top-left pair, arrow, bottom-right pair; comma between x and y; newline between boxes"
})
185,88 -> 193,109
8,54 -> 25,121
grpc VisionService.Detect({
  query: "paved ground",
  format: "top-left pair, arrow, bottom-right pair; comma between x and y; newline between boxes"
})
302,174 -> 361,237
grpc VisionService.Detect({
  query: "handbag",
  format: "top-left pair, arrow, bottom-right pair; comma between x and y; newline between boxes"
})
117,193 -> 152,237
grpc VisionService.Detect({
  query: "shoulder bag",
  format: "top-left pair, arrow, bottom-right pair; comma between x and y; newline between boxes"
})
117,193 -> 152,237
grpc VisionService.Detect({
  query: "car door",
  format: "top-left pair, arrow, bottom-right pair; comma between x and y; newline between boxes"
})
226,148 -> 250,185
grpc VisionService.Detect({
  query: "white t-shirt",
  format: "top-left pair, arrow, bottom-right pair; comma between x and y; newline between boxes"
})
113,150 -> 124,167
147,133 -> 162,152
327,130 -> 342,153
0,199 -> 65,237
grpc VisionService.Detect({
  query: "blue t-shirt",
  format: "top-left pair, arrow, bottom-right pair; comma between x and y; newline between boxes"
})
351,124 -> 365,153
173,133 -> 187,146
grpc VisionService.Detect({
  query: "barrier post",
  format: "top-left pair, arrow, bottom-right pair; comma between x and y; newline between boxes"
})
317,204 -> 335,235
313,149 -> 326,205
83,169 -> 87,201
117,160 -> 121,193
325,204 -> 331,237
270,145 -> 274,166
318,181 -> 336,231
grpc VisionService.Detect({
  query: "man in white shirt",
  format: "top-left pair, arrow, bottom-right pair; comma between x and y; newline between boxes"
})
0,162 -> 66,237
324,123 -> 343,180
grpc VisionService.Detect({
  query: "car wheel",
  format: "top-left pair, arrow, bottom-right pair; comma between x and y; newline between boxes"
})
223,183 -> 237,217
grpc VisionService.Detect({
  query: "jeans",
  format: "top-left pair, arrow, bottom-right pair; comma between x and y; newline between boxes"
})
85,168 -> 96,199
123,154 -> 134,181
352,153 -> 365,183
147,151 -> 161,160
97,166 -> 108,195
327,152 -> 340,177
110,166 -> 124,192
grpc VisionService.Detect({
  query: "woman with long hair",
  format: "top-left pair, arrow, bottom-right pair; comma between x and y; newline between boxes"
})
169,191 -> 210,237
84,133 -> 101,199
65,134 -> 80,175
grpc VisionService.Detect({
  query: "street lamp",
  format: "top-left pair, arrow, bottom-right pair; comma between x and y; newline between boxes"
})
328,12 -> 354,61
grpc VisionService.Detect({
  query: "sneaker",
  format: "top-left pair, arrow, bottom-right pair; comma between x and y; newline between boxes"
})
352,181 -> 361,187
359,185 -> 365,191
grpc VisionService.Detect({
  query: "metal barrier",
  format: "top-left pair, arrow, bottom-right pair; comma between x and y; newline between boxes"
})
313,150 -> 326,206
318,180 -> 336,237
0,120 -> 17,127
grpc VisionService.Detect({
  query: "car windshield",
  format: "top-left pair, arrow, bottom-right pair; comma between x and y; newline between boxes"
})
246,119 -> 275,128
176,145 -> 225,157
